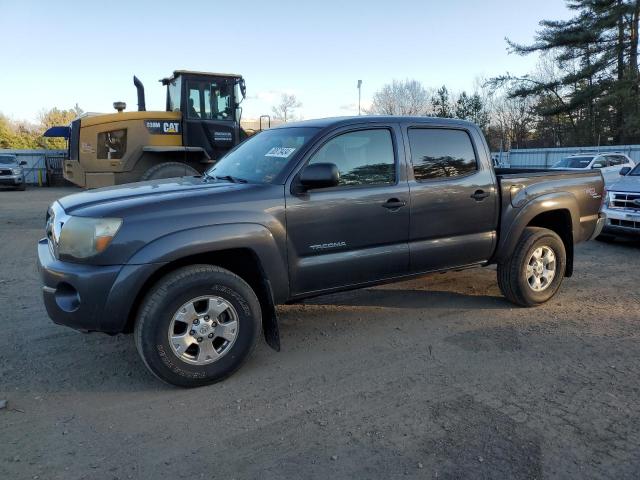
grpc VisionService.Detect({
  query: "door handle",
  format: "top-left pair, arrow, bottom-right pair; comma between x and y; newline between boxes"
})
471,190 -> 490,201
382,198 -> 406,210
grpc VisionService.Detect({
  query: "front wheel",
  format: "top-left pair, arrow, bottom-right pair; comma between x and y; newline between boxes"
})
497,227 -> 566,307
134,265 -> 261,387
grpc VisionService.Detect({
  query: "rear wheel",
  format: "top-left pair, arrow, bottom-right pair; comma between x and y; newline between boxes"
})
140,161 -> 199,181
497,227 -> 566,307
134,265 -> 261,387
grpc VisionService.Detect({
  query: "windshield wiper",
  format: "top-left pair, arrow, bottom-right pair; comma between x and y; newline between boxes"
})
212,174 -> 248,184
204,173 -> 248,183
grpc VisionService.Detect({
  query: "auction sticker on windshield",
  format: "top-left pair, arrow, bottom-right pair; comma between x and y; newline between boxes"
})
265,147 -> 296,158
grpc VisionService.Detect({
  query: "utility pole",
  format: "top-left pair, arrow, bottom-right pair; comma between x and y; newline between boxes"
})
357,80 -> 362,115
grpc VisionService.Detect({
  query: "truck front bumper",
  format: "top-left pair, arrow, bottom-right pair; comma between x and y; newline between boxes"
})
0,173 -> 24,186
37,238 -> 164,333
601,207 -> 640,237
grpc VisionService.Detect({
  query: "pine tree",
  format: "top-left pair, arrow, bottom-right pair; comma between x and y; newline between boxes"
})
491,0 -> 640,145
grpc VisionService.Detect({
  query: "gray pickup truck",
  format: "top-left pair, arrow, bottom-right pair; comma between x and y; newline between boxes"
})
38,116 -> 605,387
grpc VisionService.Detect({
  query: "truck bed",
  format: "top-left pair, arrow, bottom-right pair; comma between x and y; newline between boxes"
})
493,167 -> 604,247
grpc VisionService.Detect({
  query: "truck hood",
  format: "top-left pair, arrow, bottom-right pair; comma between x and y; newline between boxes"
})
607,175 -> 640,193
58,176 -> 246,215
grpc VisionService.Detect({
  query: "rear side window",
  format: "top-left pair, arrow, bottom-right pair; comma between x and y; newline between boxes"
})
607,155 -> 626,166
309,129 -> 395,186
408,128 -> 477,180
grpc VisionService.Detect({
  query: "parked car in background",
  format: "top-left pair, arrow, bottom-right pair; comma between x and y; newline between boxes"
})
601,163 -> 640,238
552,152 -> 635,185
0,154 -> 27,190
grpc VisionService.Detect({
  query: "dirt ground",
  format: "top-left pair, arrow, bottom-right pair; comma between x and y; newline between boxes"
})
1,186 -> 639,480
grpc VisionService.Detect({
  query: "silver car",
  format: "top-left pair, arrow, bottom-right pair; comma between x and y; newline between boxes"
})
552,152 -> 635,185
0,154 -> 26,191
601,163 -> 640,237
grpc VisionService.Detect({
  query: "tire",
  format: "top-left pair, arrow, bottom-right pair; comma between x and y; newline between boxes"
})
140,162 -> 199,181
16,183 -> 26,191
497,227 -> 566,307
134,265 -> 261,387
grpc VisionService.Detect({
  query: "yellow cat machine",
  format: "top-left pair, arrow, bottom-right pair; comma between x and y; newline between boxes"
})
51,71 -> 259,188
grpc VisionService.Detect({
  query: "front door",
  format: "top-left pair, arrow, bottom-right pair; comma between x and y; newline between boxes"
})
286,126 -> 410,295
404,125 -> 499,273
182,78 -> 238,160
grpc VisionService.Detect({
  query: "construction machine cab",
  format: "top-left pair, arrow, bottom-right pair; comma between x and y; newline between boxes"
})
161,70 -> 247,160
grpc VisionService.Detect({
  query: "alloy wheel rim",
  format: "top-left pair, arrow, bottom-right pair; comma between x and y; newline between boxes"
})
167,295 -> 239,365
525,246 -> 556,292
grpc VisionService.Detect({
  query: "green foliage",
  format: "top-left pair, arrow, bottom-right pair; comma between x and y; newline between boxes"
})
455,92 -> 490,129
0,105 -> 82,150
432,86 -> 453,118
491,0 -> 640,147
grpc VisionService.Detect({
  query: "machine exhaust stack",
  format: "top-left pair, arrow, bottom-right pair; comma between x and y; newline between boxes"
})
133,75 -> 146,111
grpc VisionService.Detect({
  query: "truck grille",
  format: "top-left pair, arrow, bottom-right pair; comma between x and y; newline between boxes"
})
0,169 -> 11,175
609,218 -> 640,230
610,192 -> 640,211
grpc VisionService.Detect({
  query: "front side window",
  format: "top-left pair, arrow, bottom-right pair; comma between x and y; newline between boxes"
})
553,156 -> 593,168
187,80 -> 234,120
167,77 -> 181,112
409,128 -> 477,180
308,129 -> 395,186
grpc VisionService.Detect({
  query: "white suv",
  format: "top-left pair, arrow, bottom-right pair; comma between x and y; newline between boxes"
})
552,152 -> 635,185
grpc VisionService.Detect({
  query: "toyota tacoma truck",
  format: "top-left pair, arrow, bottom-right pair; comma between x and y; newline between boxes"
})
38,116 -> 605,387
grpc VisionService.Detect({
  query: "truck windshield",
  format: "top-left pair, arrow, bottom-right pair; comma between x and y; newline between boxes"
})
553,156 -> 594,168
629,163 -> 640,176
0,156 -> 16,164
206,127 -> 319,183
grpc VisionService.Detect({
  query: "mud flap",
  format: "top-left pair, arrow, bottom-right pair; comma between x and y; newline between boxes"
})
261,278 -> 280,351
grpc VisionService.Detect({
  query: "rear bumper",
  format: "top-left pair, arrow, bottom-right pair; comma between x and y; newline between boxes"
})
37,238 -> 164,333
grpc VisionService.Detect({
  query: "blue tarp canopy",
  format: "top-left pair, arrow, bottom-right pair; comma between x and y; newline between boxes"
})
43,126 -> 70,138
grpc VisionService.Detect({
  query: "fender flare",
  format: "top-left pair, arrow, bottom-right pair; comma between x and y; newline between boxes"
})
115,223 -> 288,349
494,191 -> 579,266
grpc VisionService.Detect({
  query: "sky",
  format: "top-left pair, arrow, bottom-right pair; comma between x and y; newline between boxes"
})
1,0 -> 572,123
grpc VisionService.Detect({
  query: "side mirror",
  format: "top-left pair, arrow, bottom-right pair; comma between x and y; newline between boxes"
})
299,163 -> 340,190
619,166 -> 631,176
19,160 -> 27,166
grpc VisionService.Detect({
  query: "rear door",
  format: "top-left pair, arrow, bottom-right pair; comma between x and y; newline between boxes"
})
403,125 -> 499,273
285,125 -> 410,295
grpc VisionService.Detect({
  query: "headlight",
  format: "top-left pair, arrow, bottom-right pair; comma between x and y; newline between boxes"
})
58,216 -> 122,259
11,168 -> 21,175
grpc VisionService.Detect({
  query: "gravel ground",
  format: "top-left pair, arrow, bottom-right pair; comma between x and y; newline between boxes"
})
1,186 -> 639,480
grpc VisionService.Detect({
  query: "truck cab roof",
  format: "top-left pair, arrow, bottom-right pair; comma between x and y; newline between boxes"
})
275,115 -> 477,130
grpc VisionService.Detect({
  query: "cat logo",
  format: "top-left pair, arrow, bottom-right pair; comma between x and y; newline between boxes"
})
163,122 -> 179,133
145,120 -> 181,135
